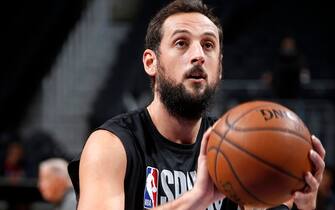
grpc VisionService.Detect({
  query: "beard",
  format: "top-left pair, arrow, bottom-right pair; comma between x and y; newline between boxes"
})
156,63 -> 220,121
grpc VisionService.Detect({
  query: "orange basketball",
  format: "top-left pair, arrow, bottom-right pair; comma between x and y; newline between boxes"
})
206,100 -> 312,208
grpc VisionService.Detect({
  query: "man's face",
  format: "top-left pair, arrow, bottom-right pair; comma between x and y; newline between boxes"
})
156,12 -> 222,119
38,167 -> 62,203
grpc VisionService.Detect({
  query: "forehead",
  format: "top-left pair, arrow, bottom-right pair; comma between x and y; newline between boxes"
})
40,166 -> 52,175
162,12 -> 219,40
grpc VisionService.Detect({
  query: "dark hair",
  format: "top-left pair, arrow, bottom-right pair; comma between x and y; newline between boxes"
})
145,0 -> 223,54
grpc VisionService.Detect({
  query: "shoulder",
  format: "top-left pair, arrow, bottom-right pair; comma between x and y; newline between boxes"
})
68,126 -> 131,202
99,109 -> 146,130
81,130 -> 126,164
96,108 -> 149,156
68,129 -> 126,178
79,130 -> 127,187
96,109 -> 147,142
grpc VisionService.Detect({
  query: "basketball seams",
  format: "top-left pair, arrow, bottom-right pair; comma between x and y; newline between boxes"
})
226,124 -> 311,145
225,105 -> 311,144
211,105 -> 271,195
211,129 -> 305,182
209,105 -> 272,205
207,145 -> 275,206
229,104 -> 271,127
209,132 -> 221,183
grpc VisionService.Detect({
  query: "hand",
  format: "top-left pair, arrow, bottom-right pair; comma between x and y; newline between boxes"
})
192,127 -> 226,208
293,135 -> 326,210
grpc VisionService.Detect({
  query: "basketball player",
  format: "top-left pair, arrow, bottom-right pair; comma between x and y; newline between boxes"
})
68,0 -> 326,209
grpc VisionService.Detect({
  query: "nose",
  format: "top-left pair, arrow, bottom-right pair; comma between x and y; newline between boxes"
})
190,43 -> 205,66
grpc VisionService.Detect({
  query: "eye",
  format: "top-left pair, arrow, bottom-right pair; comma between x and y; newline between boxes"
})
203,41 -> 214,50
175,40 -> 188,49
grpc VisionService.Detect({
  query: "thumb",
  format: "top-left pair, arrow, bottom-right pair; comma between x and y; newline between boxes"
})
200,127 -> 213,156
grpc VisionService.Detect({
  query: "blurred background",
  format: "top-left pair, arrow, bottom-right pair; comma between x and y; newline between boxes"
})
1,0 -> 334,209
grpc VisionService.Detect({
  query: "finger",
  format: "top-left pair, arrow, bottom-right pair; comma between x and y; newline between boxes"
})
309,150 -> 325,182
305,171 -> 318,192
311,135 -> 326,160
200,127 -> 213,156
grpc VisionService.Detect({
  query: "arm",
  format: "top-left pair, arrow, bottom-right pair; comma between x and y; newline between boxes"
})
292,135 -> 326,210
77,130 -> 127,210
152,128 -> 225,210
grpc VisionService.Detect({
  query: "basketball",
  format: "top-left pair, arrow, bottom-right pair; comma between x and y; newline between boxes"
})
206,100 -> 312,208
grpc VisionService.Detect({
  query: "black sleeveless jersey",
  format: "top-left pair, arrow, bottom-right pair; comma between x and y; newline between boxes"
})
68,108 -> 236,209
68,109 -> 291,210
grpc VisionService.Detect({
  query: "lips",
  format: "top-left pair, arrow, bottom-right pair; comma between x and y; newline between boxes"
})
185,67 -> 207,80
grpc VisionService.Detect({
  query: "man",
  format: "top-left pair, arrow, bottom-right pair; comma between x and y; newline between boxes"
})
38,158 -> 76,210
68,0 -> 326,209
271,36 -> 309,98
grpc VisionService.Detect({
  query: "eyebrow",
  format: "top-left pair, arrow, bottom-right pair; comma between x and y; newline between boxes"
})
171,29 -> 218,39
171,29 -> 191,37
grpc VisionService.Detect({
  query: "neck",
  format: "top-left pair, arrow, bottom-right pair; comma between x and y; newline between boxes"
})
147,97 -> 202,144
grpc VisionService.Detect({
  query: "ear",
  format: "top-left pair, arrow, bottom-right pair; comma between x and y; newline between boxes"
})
219,54 -> 223,80
143,49 -> 158,77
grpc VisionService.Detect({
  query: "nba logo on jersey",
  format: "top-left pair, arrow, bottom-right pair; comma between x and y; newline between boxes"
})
144,166 -> 159,209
